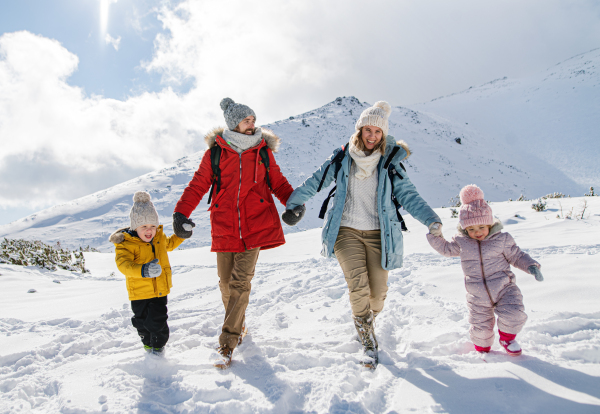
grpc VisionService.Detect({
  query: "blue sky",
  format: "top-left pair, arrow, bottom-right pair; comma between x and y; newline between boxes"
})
1,0 -> 599,226
0,0 -> 165,99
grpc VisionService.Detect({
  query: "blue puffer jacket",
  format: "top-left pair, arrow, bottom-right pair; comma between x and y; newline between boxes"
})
286,136 -> 440,270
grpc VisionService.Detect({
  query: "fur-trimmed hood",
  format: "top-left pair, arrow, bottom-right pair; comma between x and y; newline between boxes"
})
204,127 -> 282,153
383,135 -> 411,160
109,227 -> 129,244
457,218 -> 503,239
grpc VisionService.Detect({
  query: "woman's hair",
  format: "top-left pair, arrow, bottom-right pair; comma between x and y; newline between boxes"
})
351,128 -> 387,155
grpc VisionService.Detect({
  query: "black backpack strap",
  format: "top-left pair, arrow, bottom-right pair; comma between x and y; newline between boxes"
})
207,145 -> 222,204
317,143 -> 349,193
385,147 -> 408,231
318,186 -> 337,219
259,146 -> 272,191
383,146 -> 401,169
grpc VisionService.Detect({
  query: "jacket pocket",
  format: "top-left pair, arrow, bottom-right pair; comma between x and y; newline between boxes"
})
389,220 -> 404,254
244,190 -> 275,233
208,190 -> 234,236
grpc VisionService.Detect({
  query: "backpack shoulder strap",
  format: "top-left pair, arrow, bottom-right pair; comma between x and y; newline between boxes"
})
259,146 -> 272,191
383,146 -> 401,169
317,142 -> 348,193
207,145 -> 222,204
317,142 -> 349,219
384,145 -> 408,231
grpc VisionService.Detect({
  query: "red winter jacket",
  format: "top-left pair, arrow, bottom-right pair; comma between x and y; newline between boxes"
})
175,127 -> 294,253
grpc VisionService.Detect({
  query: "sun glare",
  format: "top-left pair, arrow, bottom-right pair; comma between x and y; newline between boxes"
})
100,0 -> 115,35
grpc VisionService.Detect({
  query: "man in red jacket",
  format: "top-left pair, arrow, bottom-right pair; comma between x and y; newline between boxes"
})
173,98 -> 301,368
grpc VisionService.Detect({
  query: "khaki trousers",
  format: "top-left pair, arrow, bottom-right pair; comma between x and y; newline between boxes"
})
334,227 -> 389,318
216,247 -> 260,349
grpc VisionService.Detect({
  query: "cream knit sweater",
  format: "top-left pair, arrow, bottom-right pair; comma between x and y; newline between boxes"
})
340,161 -> 380,230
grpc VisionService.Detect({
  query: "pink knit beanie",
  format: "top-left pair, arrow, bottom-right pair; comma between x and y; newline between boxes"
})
459,184 -> 493,229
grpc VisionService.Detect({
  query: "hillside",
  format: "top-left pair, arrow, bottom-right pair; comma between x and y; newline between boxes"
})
415,47 -> 600,188
0,94 -> 581,251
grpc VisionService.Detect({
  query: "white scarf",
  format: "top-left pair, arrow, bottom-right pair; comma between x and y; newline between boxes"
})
222,127 -> 263,153
348,141 -> 382,179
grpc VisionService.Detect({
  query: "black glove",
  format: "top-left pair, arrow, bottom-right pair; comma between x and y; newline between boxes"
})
141,259 -> 161,278
528,265 -> 544,282
282,205 -> 306,226
173,212 -> 195,239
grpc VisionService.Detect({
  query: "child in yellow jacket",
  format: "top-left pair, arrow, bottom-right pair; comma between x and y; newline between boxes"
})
110,191 -> 187,355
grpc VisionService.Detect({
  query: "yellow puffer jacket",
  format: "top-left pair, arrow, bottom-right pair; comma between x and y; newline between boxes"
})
110,225 -> 184,301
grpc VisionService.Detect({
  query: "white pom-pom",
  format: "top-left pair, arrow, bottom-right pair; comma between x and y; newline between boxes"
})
374,101 -> 392,117
220,97 -> 234,111
133,191 -> 151,203
460,184 -> 484,204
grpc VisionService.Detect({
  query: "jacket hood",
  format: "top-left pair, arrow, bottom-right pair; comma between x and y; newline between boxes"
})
457,218 -> 503,238
384,135 -> 411,160
109,225 -> 164,244
204,127 -> 282,153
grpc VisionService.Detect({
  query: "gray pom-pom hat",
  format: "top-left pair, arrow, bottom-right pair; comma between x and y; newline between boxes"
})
220,97 -> 256,130
130,191 -> 159,231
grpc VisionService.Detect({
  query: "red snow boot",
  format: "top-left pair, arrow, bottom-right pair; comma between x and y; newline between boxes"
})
474,345 -> 491,353
499,331 -> 522,356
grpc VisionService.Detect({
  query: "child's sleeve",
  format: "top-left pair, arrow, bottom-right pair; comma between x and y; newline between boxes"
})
503,233 -> 540,273
426,233 -> 461,257
165,234 -> 185,252
115,245 -> 144,279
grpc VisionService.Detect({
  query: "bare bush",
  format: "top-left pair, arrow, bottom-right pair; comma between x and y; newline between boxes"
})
531,199 -> 547,212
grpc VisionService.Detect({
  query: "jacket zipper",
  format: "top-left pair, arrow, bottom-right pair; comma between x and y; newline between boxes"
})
150,242 -> 157,293
478,241 -> 494,305
237,154 -> 243,241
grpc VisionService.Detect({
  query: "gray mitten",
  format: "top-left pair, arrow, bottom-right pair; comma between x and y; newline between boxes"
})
528,265 -> 544,282
282,205 -> 306,226
428,222 -> 443,237
173,212 -> 195,239
142,259 -> 161,278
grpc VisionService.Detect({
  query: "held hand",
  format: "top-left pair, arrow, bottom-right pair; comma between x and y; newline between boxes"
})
173,212 -> 195,239
282,205 -> 306,226
528,265 -> 544,282
428,222 -> 443,238
142,259 -> 162,278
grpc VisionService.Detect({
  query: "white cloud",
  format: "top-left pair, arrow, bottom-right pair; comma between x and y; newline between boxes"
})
146,0 -> 600,122
1,0 -> 599,217
0,31 -> 209,211
105,33 -> 121,51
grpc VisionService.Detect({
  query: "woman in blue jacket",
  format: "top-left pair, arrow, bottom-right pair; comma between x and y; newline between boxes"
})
282,101 -> 442,368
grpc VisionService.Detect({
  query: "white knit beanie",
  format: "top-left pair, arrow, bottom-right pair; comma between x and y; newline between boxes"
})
355,101 -> 392,135
130,191 -> 159,231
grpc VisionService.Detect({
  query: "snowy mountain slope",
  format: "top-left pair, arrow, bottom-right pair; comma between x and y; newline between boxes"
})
1,197 -> 599,413
0,94 -> 584,251
415,47 -> 600,188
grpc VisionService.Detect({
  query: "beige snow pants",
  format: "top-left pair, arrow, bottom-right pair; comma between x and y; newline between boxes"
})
334,227 -> 389,318
216,247 -> 260,350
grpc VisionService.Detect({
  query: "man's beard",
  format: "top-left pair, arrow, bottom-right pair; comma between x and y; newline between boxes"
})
237,127 -> 255,135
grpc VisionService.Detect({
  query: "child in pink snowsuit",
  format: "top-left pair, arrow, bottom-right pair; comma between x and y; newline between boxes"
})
427,184 -> 544,356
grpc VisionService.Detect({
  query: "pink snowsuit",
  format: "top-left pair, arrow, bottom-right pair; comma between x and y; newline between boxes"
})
426,221 -> 539,348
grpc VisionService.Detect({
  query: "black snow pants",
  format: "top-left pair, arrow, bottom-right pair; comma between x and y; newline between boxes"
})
130,296 -> 169,349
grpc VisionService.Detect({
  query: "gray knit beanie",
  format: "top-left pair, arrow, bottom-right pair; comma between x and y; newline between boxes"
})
355,101 -> 392,135
130,191 -> 159,231
220,98 -> 256,130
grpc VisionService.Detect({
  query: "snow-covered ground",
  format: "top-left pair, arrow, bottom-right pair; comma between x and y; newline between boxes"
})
1,197 -> 599,413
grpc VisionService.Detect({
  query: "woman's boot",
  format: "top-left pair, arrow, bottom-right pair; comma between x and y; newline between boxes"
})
353,310 -> 378,369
